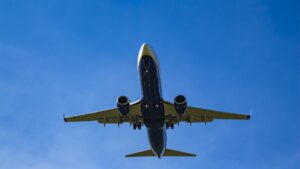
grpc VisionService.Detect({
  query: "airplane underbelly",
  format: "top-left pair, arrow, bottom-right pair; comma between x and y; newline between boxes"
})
142,101 -> 164,128
147,128 -> 166,156
139,56 -> 165,129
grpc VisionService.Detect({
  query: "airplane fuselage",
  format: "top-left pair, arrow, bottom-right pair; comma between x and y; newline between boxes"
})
138,44 -> 166,158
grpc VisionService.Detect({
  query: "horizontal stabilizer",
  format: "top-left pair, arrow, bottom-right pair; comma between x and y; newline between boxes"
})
164,149 -> 196,157
125,149 -> 196,157
126,149 -> 155,157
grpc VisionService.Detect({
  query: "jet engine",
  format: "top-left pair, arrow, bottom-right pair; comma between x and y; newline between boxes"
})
117,96 -> 130,116
174,95 -> 187,115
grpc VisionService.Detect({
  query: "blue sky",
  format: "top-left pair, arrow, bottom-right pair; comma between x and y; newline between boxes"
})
0,0 -> 299,168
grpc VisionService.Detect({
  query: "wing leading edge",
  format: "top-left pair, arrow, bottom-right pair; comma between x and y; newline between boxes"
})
163,101 -> 250,124
64,100 -> 142,124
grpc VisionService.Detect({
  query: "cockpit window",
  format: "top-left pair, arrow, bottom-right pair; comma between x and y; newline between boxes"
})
143,57 -> 151,67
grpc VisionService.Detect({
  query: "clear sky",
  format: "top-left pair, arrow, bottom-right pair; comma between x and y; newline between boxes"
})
0,0 -> 299,168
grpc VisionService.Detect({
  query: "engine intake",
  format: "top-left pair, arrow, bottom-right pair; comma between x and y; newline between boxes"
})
117,96 -> 129,115
174,95 -> 187,115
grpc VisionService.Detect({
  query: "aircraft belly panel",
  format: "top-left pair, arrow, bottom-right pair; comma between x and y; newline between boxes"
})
139,55 -> 165,129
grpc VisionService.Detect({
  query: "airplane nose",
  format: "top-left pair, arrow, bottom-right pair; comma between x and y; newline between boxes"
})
139,43 -> 155,57
137,43 -> 160,70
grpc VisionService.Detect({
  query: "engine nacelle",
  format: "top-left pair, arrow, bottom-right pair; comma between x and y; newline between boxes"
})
174,95 -> 187,115
117,96 -> 130,116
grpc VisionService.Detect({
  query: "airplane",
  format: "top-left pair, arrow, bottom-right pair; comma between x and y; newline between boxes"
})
64,43 -> 251,158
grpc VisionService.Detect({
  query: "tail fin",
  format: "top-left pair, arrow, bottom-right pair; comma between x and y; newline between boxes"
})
125,149 -> 196,157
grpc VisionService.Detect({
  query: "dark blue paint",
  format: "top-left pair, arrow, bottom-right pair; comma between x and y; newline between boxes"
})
138,55 -> 166,158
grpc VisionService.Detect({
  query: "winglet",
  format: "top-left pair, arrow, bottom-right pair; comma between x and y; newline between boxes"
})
63,113 -> 67,122
247,109 -> 253,119
246,115 -> 251,119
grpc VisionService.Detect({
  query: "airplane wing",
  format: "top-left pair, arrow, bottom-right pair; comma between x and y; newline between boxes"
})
64,100 -> 142,124
163,101 -> 250,124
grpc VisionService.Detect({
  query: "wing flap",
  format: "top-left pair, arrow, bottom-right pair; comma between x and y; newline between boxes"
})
64,108 -> 118,122
163,100 -> 250,123
187,106 -> 251,120
64,100 -> 142,123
